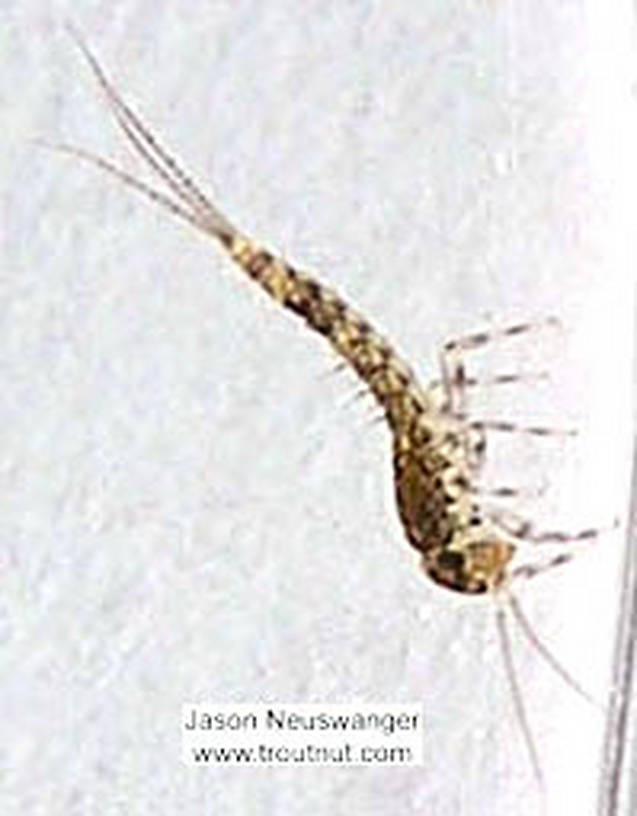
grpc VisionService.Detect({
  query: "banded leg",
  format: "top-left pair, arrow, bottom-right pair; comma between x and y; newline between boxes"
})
511,554 -> 574,581
490,507 -> 602,547
440,317 -> 559,415
443,317 -> 560,357
466,419 -> 576,439
473,484 -> 545,501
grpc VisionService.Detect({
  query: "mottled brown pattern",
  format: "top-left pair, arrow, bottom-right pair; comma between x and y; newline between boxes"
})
229,235 -> 431,429
57,33 -> 519,597
55,33 -> 608,795
227,233 -> 515,593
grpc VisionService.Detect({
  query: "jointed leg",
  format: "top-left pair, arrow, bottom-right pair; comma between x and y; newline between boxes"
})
443,317 -> 560,357
440,318 -> 558,420
466,419 -> 576,438
490,507 -> 601,547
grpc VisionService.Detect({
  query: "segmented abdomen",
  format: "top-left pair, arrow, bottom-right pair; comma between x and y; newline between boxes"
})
226,233 -> 430,433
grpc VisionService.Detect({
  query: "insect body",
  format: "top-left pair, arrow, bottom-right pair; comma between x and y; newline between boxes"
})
60,34 -> 518,599
228,232 -> 514,595
52,30 -> 603,794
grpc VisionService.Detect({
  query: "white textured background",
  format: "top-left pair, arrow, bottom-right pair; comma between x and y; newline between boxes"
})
2,2 -> 636,815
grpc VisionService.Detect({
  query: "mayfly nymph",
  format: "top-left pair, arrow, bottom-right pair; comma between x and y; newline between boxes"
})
49,29 -> 605,793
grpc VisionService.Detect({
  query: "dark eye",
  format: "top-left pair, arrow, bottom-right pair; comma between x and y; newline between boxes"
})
437,550 -> 465,571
